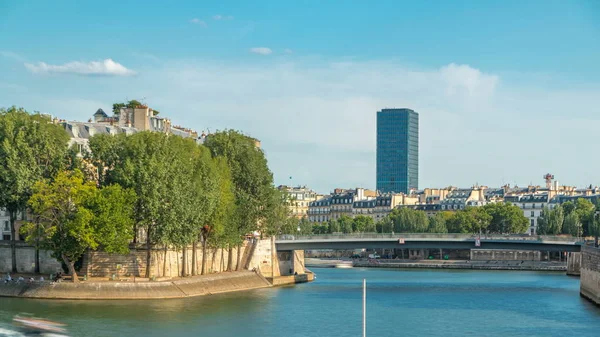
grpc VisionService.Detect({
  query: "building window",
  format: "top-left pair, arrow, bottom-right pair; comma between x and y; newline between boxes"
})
3,234 -> 10,241
3,221 -> 8,231
530,211 -> 534,217
530,219 -> 535,227
532,204 -> 535,209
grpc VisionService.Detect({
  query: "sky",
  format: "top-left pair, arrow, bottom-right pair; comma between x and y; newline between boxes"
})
1,0 -> 600,194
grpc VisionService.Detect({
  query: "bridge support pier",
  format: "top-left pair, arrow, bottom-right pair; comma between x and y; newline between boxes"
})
567,252 -> 581,276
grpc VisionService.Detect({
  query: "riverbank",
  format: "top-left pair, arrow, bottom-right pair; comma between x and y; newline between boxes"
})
306,258 -> 567,272
0,271 -> 272,300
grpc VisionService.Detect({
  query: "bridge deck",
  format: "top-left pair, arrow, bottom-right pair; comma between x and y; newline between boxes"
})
275,234 -> 583,252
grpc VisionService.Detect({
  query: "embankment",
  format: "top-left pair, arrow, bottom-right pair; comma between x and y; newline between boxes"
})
580,246 -> 600,305
353,260 -> 567,272
0,271 -> 271,300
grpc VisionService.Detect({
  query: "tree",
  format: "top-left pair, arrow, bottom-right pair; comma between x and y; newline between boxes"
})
263,189 -> 297,236
446,207 -> 491,234
376,217 -> 393,233
23,170 -> 134,282
589,213 -> 600,247
297,217 -> 313,235
353,215 -> 375,233
337,215 -> 354,234
108,132 -> 175,278
87,133 -> 126,187
483,202 -> 528,234
574,198 -> 595,236
204,130 -> 275,242
312,222 -> 329,234
428,213 -> 448,233
387,207 -> 429,233
562,201 -> 575,216
112,103 -> 125,115
537,206 -> 564,235
203,157 -> 235,275
562,212 -> 583,237
328,219 -> 341,233
0,107 -> 69,272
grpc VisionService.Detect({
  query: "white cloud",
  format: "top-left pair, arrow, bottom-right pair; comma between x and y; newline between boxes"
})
24,59 -> 136,76
249,47 -> 272,55
189,18 -> 207,26
284,49 -> 293,54
0,51 -> 26,62
213,15 -> 233,20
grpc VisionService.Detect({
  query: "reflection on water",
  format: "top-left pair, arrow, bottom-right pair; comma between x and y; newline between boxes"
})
1,269 -> 600,337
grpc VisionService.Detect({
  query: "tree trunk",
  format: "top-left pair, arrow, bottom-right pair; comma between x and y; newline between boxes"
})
10,210 -> 17,273
236,243 -> 242,271
145,237 -> 152,279
62,254 -> 79,283
201,238 -> 208,275
227,245 -> 233,271
162,246 -> 168,277
192,241 -> 197,276
211,247 -> 217,273
35,221 -> 40,274
220,248 -> 225,272
133,223 -> 137,244
595,235 -> 599,248
182,246 -> 187,277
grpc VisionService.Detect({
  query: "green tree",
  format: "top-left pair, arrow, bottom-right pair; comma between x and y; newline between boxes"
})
388,207 -> 429,233
353,215 -> 375,233
0,107 -> 69,272
589,213 -> 600,247
376,217 -> 393,233
263,189 -> 297,236
574,198 -> 595,236
537,206 -> 564,235
108,132 -> 174,277
112,103 -> 125,115
328,219 -> 341,233
446,207 -> 491,234
562,201 -> 575,216
338,215 -> 354,233
204,130 -> 275,243
312,222 -> 329,234
562,212 -> 583,237
203,157 -> 235,274
428,213 -> 448,233
87,133 -> 126,187
483,202 -> 528,234
23,170 -> 134,282
297,217 -> 313,235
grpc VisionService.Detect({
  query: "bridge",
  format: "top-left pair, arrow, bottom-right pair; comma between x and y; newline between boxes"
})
275,234 -> 584,252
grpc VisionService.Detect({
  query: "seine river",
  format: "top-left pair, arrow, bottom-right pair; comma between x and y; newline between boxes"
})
1,268 -> 600,337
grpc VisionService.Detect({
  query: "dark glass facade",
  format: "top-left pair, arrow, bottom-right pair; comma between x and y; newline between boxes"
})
376,108 -> 418,194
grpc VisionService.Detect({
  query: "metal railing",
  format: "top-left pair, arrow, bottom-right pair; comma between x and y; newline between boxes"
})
276,233 -> 582,243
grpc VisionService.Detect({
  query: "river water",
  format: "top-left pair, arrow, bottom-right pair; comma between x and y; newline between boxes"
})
1,268 -> 599,337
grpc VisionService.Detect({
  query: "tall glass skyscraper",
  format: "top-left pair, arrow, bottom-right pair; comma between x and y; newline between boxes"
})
376,108 -> 419,194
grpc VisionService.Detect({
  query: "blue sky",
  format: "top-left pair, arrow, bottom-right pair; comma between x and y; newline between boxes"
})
1,0 -> 600,193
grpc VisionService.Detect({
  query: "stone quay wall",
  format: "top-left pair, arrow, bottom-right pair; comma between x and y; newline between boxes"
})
0,242 -> 63,274
580,246 -> 600,305
81,241 -> 252,279
0,271 -> 271,300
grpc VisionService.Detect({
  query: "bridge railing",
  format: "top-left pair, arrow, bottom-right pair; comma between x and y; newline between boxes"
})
276,233 -> 582,243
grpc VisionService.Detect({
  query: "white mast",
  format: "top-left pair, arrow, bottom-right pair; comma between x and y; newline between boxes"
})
363,279 -> 366,337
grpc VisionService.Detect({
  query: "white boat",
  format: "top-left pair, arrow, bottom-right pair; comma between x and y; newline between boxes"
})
13,316 -> 68,335
334,262 -> 353,269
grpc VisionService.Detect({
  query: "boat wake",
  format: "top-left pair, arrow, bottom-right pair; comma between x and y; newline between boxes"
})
0,327 -> 69,337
